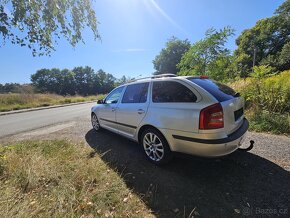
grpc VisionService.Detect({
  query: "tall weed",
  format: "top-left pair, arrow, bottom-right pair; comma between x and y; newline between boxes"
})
234,70 -> 290,113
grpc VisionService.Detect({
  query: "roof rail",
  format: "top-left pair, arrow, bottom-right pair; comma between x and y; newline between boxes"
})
128,74 -> 177,83
151,74 -> 177,79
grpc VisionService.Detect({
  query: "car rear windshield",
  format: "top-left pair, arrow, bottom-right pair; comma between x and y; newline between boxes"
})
187,78 -> 236,102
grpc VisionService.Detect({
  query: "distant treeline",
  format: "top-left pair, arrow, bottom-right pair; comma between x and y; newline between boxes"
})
0,83 -> 34,94
0,67 -> 131,95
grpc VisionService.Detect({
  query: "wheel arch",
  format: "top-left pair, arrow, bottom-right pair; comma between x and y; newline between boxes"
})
138,124 -> 169,146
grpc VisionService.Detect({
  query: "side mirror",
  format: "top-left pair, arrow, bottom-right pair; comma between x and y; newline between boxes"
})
97,99 -> 104,104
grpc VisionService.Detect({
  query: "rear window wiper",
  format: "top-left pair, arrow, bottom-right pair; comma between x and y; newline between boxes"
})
234,92 -> 240,97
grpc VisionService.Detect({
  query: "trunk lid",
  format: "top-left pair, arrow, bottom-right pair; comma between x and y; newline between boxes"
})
221,97 -> 245,134
188,77 -> 245,134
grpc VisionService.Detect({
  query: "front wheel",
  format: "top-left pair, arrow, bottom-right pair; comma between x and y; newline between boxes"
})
91,113 -> 101,131
141,128 -> 173,165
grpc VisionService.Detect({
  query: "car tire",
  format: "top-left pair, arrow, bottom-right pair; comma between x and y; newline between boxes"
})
91,113 -> 101,131
141,128 -> 173,165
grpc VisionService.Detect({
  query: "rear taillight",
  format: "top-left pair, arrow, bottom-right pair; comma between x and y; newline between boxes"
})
199,103 -> 224,129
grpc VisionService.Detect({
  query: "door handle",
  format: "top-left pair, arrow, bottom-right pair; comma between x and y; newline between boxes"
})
137,109 -> 145,114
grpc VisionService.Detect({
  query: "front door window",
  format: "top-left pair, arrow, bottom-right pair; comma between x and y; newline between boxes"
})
104,86 -> 124,104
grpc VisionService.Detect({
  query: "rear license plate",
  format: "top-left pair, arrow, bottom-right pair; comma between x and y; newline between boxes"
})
234,107 -> 244,121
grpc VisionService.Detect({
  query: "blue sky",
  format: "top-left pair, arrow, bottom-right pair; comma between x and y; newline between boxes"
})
0,0 -> 284,83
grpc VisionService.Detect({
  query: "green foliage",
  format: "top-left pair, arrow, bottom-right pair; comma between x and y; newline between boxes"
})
0,83 -> 34,93
235,70 -> 290,114
73,66 -> 96,95
207,54 -> 236,81
250,65 -> 276,79
229,70 -> 290,134
31,67 -> 116,95
275,0 -> 290,16
247,110 -> 290,135
95,69 -> 116,94
115,75 -> 134,86
0,0 -> 100,56
153,36 -> 190,75
235,0 -> 290,76
279,42 -> 290,69
177,27 -> 235,79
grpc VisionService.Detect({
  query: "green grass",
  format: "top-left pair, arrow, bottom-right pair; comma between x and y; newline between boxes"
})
246,109 -> 290,135
0,140 -> 153,218
0,93 -> 106,112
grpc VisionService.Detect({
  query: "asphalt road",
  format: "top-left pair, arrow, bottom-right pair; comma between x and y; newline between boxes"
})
0,102 -> 95,138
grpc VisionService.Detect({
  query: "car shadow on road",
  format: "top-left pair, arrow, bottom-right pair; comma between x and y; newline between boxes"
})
85,129 -> 290,218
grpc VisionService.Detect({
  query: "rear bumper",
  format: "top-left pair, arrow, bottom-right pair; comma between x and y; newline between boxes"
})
169,118 -> 249,157
172,118 -> 249,144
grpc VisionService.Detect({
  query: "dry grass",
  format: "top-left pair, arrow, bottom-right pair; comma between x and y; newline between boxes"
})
0,140 -> 153,218
0,94 -> 105,112
245,109 -> 290,135
227,78 -> 251,92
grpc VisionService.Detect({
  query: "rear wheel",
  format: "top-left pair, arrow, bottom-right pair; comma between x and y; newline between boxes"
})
141,128 -> 172,165
91,113 -> 101,131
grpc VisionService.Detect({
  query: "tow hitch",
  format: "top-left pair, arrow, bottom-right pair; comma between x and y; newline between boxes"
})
238,140 -> 254,151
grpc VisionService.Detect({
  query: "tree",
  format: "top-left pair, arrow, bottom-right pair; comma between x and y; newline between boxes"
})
73,66 -> 96,95
279,42 -> 290,69
207,54 -> 236,81
96,69 -> 115,94
0,82 -> 24,93
31,67 -> 116,95
0,0 -> 100,56
31,68 -> 53,93
275,0 -> 290,16
234,0 -> 290,76
153,37 -> 190,75
59,69 -> 76,95
115,75 -> 133,86
177,27 -> 234,79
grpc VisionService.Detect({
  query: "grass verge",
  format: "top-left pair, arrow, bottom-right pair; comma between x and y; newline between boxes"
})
0,94 -> 106,112
246,109 -> 290,135
0,140 -> 153,217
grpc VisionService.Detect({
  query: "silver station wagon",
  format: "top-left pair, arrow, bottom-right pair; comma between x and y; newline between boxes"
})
91,74 -> 249,164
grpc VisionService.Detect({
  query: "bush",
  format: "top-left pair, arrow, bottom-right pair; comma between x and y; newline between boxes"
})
241,70 -> 290,113
247,109 -> 290,135
229,69 -> 290,134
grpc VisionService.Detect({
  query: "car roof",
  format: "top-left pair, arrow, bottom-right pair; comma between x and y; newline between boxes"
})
123,75 -> 191,85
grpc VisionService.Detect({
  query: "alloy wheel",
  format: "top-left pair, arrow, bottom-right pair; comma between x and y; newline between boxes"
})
143,132 -> 164,161
91,114 -> 100,130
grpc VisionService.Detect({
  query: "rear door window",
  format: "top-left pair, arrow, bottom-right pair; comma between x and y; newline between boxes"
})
188,78 -> 236,102
122,83 -> 149,103
152,81 -> 197,103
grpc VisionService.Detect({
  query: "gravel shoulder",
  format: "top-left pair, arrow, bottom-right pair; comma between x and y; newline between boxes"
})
1,117 -> 290,217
